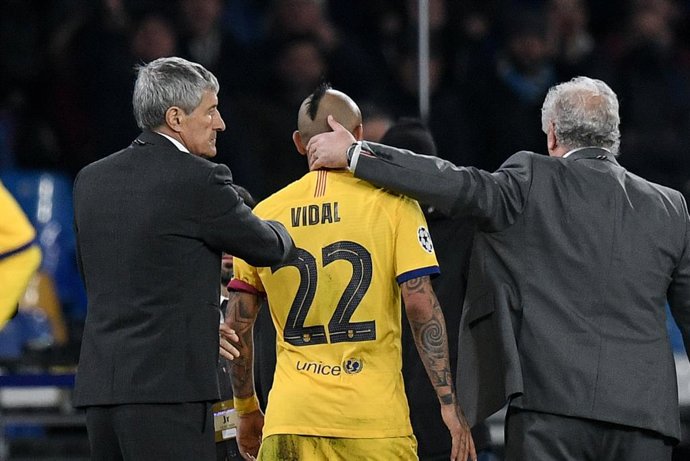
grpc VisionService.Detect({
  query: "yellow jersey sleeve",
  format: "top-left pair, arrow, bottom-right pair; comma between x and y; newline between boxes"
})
229,256 -> 264,294
394,196 -> 439,284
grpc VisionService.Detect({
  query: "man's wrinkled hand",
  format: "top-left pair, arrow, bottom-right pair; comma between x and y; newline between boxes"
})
219,323 -> 240,360
306,115 -> 355,170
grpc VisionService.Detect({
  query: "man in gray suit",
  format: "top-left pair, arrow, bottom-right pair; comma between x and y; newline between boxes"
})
306,76 -> 690,461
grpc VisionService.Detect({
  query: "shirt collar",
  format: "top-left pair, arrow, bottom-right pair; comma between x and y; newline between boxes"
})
563,146 -> 611,158
155,131 -> 190,153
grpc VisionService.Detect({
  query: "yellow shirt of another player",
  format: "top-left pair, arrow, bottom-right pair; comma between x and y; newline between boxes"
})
231,170 -> 439,439
0,180 -> 41,328
0,181 -> 36,256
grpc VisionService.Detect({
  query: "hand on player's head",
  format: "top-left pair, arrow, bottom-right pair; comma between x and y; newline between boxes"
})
307,115 -> 354,170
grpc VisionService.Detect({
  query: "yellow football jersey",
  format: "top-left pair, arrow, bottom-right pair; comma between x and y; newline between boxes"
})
0,180 -> 36,256
0,180 -> 41,328
231,169 -> 439,439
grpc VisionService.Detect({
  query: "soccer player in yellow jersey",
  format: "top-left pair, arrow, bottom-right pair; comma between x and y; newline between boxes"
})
0,180 -> 41,329
221,84 -> 476,461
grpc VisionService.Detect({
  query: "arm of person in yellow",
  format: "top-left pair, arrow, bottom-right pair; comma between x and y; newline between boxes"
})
0,181 -> 41,329
223,290 -> 264,461
402,276 -> 477,461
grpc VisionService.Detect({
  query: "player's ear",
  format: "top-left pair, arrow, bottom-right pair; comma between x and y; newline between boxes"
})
353,124 -> 364,141
293,130 -> 307,156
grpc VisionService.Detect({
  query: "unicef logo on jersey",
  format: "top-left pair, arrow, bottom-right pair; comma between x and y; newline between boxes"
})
343,357 -> 363,374
417,226 -> 434,253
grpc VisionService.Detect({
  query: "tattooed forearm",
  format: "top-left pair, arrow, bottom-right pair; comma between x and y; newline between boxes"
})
226,292 -> 255,334
225,291 -> 260,398
418,318 -> 445,359
402,277 -> 455,405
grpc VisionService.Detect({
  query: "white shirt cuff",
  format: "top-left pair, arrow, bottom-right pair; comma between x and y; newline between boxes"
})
348,142 -> 362,173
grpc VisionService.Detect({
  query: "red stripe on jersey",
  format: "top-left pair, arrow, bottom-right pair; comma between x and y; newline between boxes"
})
314,170 -> 327,197
228,279 -> 260,294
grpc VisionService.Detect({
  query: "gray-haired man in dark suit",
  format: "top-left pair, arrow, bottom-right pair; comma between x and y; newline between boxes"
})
306,76 -> 690,461
73,57 -> 295,460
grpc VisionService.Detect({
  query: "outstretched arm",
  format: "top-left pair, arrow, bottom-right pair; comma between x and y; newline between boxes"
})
224,290 -> 264,461
402,276 -> 476,461
308,116 -> 532,232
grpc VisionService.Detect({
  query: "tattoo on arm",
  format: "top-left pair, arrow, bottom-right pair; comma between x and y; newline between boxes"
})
225,291 -> 260,398
404,276 -> 426,295
439,393 -> 454,405
403,276 -> 455,405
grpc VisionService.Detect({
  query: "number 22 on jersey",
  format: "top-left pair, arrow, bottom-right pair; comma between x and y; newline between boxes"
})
272,240 -> 376,347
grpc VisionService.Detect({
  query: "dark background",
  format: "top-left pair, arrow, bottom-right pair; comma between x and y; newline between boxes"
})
2,0 -> 690,459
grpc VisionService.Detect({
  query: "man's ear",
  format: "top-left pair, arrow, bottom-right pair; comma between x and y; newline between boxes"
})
165,106 -> 185,133
293,130 -> 307,156
547,122 -> 557,152
353,124 -> 364,141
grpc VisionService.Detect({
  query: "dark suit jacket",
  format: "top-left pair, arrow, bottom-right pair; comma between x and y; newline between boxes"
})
72,131 -> 295,406
352,143 -> 690,441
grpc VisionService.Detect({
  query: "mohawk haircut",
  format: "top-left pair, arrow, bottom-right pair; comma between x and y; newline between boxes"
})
306,81 -> 332,120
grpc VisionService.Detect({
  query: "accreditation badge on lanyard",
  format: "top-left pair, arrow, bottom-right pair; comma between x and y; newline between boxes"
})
213,399 -> 238,442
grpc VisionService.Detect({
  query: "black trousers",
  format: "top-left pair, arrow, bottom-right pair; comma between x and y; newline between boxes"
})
85,402 -> 215,461
505,407 -> 674,461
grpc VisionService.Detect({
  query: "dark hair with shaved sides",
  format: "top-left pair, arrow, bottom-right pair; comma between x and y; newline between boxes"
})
307,82 -> 332,121
297,84 -> 362,144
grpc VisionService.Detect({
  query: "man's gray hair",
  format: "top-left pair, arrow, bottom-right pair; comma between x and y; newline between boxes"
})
541,76 -> 621,155
132,57 -> 220,130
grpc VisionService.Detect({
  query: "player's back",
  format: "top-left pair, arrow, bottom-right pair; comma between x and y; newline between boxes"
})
232,169 -> 439,438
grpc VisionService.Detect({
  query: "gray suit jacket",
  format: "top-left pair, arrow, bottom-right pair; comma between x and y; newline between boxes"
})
352,143 -> 690,441
73,131 -> 295,406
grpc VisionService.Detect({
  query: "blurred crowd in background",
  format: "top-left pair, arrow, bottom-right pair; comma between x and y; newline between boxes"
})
2,0 -> 690,365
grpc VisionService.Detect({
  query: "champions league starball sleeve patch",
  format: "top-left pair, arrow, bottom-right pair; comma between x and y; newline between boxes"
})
417,226 -> 434,253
